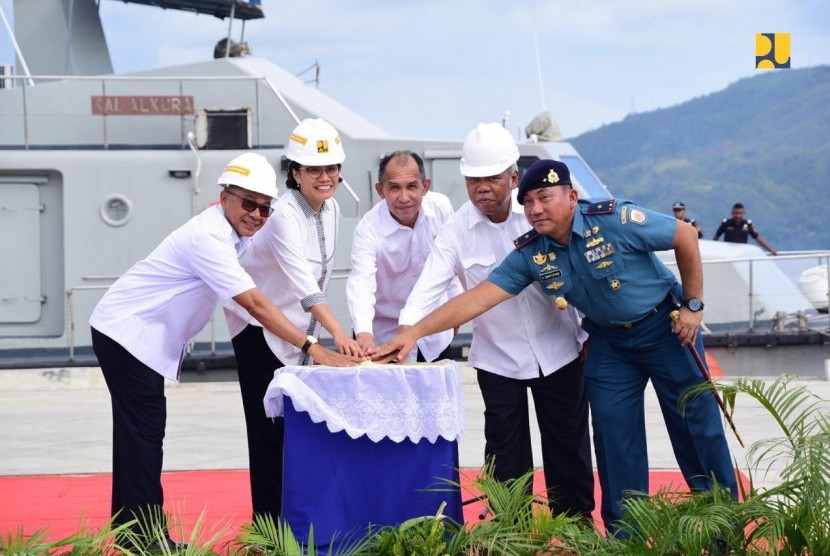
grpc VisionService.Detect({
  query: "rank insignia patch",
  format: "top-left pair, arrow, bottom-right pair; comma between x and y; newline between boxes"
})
533,252 -> 547,265
514,230 -> 540,249
587,199 -> 616,215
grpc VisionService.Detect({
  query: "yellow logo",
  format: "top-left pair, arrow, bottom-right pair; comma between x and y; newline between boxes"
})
609,279 -> 621,290
596,261 -> 614,270
586,236 -> 604,248
533,252 -> 547,265
316,140 -> 330,153
546,281 -> 565,291
756,33 -> 790,69
544,170 -> 560,184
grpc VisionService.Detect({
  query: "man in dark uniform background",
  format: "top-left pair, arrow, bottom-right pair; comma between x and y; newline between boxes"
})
713,202 -> 778,254
672,201 -> 702,238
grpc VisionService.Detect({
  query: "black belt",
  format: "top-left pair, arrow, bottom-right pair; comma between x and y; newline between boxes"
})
621,295 -> 677,329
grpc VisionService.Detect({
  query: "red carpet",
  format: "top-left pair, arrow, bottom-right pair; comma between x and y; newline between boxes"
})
0,468 -> 724,547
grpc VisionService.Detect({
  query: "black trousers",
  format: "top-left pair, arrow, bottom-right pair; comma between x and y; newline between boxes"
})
92,327 -> 167,529
232,325 -> 286,522
476,358 -> 595,518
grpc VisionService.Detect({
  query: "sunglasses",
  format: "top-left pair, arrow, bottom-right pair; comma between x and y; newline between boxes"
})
301,165 -> 340,179
224,188 -> 274,217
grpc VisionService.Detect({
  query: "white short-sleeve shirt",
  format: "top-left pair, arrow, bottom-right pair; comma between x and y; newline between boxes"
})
400,201 -> 587,379
346,192 -> 459,362
90,204 -> 256,381
225,189 -> 339,365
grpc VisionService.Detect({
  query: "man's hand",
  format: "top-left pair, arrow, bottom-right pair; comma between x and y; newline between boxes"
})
670,308 -> 703,346
355,332 -> 377,357
308,343 -> 362,367
333,334 -> 366,358
373,327 -> 418,364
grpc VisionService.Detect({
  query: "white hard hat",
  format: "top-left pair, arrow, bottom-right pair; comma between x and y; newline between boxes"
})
216,153 -> 278,198
286,118 -> 346,166
459,123 -> 520,177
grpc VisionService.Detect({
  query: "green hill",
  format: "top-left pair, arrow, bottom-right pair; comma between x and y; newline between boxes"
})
570,65 -> 830,251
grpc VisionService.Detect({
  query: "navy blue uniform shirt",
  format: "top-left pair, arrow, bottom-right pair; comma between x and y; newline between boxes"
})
488,199 -> 678,327
714,217 -> 758,243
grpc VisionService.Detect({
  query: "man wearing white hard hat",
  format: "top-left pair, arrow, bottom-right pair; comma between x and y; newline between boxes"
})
224,118 -> 364,521
90,153 -> 355,550
396,124 -> 595,519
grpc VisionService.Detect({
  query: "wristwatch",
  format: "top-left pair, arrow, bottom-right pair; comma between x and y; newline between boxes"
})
300,335 -> 318,354
683,298 -> 705,312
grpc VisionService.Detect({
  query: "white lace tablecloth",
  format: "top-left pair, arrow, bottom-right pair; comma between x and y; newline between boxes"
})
263,361 -> 465,444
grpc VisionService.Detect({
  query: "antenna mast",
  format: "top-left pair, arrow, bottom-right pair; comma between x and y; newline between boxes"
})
533,28 -> 547,111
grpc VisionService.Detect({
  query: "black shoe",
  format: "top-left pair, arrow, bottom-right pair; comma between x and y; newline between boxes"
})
119,535 -> 187,553
149,536 -> 188,552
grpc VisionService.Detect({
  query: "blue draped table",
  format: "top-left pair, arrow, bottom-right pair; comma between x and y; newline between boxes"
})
263,361 -> 465,550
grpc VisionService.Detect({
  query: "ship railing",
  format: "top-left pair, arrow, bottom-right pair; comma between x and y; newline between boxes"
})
65,268 -> 353,361
662,250 -> 830,333
65,283 -> 113,361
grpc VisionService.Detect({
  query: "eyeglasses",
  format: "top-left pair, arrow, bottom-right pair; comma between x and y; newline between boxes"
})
224,188 -> 274,217
301,165 -> 340,179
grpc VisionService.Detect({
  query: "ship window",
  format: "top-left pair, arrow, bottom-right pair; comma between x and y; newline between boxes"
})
195,108 -> 252,150
560,155 -> 611,199
100,195 -> 132,227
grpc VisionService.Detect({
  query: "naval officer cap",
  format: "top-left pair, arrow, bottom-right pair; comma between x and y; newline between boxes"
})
516,159 -> 572,204
672,201 -> 686,210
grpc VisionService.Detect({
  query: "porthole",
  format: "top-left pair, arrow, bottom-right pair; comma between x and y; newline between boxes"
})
100,195 -> 132,227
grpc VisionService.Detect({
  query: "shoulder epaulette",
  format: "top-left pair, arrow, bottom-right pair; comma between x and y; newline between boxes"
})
513,229 -> 540,250
586,199 -> 617,215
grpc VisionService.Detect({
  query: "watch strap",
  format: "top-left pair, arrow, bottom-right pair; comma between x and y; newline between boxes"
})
301,335 -> 318,354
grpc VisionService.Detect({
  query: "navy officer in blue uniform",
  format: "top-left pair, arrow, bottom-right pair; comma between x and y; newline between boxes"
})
374,159 -> 737,533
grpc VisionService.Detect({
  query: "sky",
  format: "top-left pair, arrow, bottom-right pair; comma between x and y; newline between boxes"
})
1,0 -> 829,141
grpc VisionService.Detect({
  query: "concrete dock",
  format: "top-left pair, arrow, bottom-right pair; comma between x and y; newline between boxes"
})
2,363 -> 829,493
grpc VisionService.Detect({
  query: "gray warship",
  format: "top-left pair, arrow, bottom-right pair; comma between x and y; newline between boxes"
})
1,0 -> 827,376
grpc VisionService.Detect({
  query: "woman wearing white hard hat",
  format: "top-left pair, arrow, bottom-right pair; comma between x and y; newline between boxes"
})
89,153 -> 354,550
224,118 -> 365,522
